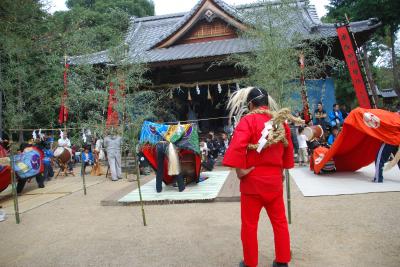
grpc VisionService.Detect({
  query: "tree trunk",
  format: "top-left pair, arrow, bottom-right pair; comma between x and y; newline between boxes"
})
362,45 -> 379,107
390,25 -> 400,99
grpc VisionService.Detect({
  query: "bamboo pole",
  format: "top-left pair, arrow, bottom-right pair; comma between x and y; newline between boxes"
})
9,132 -> 20,224
134,145 -> 146,226
80,148 -> 87,195
285,169 -> 292,224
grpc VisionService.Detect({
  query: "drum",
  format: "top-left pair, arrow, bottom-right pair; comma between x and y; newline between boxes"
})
303,125 -> 324,141
54,147 -> 71,164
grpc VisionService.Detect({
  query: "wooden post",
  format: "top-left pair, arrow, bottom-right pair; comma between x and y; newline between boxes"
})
9,133 -> 20,224
285,169 -> 292,224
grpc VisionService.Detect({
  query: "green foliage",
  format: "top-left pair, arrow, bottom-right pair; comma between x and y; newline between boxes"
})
56,0 -> 154,54
0,0 -> 155,141
231,0 -> 338,108
0,0 -> 63,133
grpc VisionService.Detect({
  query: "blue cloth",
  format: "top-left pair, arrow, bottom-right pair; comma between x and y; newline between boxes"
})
328,110 -> 344,127
12,150 -> 41,179
43,149 -> 53,165
82,151 -> 94,163
327,134 -> 336,146
293,78 -> 336,122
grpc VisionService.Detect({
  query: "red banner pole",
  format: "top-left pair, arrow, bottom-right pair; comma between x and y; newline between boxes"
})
336,24 -> 372,108
299,53 -> 311,123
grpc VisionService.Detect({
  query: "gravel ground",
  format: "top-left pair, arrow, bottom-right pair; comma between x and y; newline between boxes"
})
0,174 -> 399,267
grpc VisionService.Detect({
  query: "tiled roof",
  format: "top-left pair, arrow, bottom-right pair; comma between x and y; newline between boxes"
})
370,87 -> 398,98
141,38 -> 255,63
68,0 -> 380,65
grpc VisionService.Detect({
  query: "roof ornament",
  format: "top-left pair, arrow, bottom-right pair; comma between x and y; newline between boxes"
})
204,9 -> 215,22
188,89 -> 192,101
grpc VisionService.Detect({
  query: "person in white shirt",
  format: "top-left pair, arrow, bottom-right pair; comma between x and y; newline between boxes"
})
58,135 -> 71,148
297,127 -> 308,166
57,133 -> 73,172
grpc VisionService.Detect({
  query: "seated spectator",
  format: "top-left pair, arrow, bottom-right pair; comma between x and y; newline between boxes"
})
340,104 -> 349,120
329,103 -> 344,127
218,132 -> 229,156
206,132 -> 220,159
327,126 -> 339,146
314,102 -> 327,129
81,146 -> 94,173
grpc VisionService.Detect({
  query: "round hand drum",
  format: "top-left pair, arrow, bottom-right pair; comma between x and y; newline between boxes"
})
303,125 -> 324,141
54,147 -> 71,165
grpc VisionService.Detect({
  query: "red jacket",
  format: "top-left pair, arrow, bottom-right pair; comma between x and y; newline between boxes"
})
222,106 -> 294,193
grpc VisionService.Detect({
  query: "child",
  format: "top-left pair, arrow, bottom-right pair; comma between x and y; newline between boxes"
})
81,145 -> 94,174
297,127 -> 308,166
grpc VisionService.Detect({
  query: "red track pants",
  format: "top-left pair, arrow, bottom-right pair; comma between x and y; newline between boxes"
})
241,190 -> 290,267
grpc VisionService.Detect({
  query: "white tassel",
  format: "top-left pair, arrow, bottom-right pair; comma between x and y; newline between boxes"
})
170,88 -> 173,99
38,129 -> 45,140
218,84 -> 222,94
82,129 -> 87,143
236,83 -> 240,90
32,130 -> 37,141
167,143 -> 180,176
227,86 -> 254,121
60,129 -> 64,139
196,84 -> 200,95
268,95 -> 279,111
207,85 -> 212,100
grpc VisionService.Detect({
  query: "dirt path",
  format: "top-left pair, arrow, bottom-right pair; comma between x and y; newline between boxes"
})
0,173 -> 399,267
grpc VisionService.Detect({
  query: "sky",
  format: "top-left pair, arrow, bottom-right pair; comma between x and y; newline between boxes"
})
45,0 -> 330,18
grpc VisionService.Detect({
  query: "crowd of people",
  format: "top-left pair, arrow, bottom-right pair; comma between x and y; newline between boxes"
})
199,131 -> 230,171
0,129 -> 127,194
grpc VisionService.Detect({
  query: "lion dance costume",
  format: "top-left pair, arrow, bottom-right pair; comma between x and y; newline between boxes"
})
222,87 -> 303,267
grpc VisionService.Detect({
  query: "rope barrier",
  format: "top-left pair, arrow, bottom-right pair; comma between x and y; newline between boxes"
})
7,116 -> 231,132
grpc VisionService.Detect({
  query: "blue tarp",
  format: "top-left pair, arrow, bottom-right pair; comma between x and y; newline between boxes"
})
292,78 -> 336,123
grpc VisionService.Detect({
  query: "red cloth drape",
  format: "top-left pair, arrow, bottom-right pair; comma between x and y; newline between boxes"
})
58,63 -> 69,124
58,91 -> 68,124
314,108 -> 400,174
106,82 -> 119,127
141,145 -> 201,185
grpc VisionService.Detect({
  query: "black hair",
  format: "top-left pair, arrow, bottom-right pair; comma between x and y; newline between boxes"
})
333,103 -> 338,108
332,126 -> 339,131
318,102 -> 323,105
246,87 -> 268,107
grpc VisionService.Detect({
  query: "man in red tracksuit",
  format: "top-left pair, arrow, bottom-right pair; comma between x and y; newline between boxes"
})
223,87 -> 294,267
